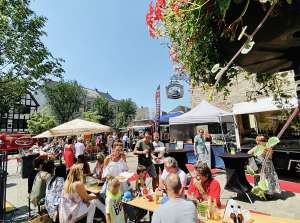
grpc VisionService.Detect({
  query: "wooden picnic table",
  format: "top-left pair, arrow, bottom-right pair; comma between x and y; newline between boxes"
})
125,197 -> 300,223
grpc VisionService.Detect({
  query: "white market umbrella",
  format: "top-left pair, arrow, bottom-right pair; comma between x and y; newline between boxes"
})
33,118 -> 112,138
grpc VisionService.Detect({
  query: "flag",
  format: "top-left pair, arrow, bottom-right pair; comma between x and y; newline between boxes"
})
155,85 -> 161,131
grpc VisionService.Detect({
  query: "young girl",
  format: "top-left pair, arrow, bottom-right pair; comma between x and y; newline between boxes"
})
135,165 -> 146,195
93,153 -> 105,180
105,178 -> 126,223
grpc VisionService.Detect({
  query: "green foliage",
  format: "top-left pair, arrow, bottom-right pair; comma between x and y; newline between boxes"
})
27,111 -> 56,134
44,81 -> 85,123
92,96 -> 115,125
117,99 -> 137,125
113,112 -> 127,129
82,111 -> 100,122
251,179 -> 269,199
253,145 -> 265,157
245,165 -> 256,176
266,137 -> 280,148
0,78 -> 27,113
0,0 -> 64,111
150,0 -> 293,98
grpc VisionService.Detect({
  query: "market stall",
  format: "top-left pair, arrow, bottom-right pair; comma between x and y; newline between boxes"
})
159,112 -> 183,143
233,97 -> 300,172
168,100 -> 233,171
33,119 -> 112,138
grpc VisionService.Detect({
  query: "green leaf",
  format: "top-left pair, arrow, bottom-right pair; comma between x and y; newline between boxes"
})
245,165 -> 255,176
254,145 -> 265,156
217,0 -> 232,18
266,137 -> 280,148
286,0 -> 292,4
258,179 -> 269,191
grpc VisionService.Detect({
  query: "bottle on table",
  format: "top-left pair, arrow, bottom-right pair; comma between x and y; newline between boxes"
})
237,205 -> 244,223
230,205 -> 237,223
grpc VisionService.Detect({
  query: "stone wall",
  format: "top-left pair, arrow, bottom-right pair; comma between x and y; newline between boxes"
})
191,72 -> 296,111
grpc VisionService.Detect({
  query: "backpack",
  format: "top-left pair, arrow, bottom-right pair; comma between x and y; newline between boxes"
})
30,171 -> 50,206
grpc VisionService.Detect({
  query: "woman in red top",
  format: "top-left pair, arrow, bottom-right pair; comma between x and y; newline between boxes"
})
64,138 -> 74,170
188,161 -> 221,208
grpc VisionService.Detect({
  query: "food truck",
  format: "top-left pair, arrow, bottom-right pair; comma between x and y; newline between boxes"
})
233,97 -> 300,174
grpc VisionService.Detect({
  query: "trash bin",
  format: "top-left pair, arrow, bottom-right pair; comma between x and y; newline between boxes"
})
21,153 -> 40,179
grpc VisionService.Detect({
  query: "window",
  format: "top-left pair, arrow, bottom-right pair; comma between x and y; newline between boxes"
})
0,118 -> 7,129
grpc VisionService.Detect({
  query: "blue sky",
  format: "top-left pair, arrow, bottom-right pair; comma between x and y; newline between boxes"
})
31,0 -> 190,112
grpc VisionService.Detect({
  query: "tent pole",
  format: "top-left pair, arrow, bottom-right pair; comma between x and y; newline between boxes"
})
219,116 -> 228,152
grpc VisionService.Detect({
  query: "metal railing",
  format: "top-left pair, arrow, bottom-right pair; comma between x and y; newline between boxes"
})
0,152 -> 8,219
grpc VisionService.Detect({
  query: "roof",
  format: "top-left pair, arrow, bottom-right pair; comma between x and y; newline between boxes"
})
159,112 -> 183,123
169,100 -> 232,125
33,119 -> 112,138
169,105 -> 190,113
233,97 -> 299,115
84,87 -> 118,103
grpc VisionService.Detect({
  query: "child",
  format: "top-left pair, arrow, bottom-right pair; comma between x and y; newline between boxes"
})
105,178 -> 126,223
135,165 -> 147,195
93,153 -> 105,181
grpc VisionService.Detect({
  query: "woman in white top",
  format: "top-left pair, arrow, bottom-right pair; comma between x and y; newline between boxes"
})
102,143 -> 129,193
59,164 -> 105,223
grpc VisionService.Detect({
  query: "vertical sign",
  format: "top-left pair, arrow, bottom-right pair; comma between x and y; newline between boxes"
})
155,85 -> 161,132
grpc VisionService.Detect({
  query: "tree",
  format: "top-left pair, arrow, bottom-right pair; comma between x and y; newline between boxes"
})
44,80 -> 85,123
113,112 -> 126,129
117,99 -> 137,125
0,0 -> 64,112
82,111 -> 100,123
92,97 -> 115,125
27,111 -> 56,134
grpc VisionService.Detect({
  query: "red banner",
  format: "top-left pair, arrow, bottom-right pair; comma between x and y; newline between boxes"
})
155,85 -> 161,131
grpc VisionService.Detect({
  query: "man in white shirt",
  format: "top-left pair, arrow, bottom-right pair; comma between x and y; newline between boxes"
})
152,132 -> 165,175
74,137 -> 85,158
159,157 -> 187,190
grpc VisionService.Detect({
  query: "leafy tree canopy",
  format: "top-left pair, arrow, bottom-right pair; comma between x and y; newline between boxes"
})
44,80 -> 85,123
92,96 -> 115,125
27,111 -> 56,134
0,0 -> 64,112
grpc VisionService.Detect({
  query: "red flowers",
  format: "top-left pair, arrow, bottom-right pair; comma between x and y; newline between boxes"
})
146,0 -> 166,37
146,2 -> 156,37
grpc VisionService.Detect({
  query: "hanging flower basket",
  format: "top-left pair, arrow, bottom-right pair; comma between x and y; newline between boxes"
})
146,0 -> 300,96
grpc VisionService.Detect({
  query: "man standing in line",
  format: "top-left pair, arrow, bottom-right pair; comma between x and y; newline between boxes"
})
134,131 -> 158,190
152,173 -> 199,223
194,129 -> 208,163
74,137 -> 85,159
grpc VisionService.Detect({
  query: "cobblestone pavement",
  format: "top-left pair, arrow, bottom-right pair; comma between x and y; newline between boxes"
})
5,152 -> 300,221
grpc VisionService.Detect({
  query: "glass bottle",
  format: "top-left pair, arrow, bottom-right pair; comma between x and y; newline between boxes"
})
237,205 -> 244,223
230,205 -> 237,223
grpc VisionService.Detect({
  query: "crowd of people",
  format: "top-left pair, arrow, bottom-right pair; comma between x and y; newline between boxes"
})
26,129 -> 281,223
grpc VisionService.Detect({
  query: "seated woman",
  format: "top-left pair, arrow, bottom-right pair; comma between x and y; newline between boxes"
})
187,162 -> 221,208
30,160 -> 55,207
92,153 -> 106,181
59,164 -> 105,223
45,164 -> 67,222
77,154 -> 92,176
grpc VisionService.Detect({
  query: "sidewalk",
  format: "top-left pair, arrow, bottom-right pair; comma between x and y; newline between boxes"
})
5,152 -> 300,221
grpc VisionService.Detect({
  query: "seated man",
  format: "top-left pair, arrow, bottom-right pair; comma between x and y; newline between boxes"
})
152,173 -> 199,223
159,157 -> 187,190
187,161 -> 221,208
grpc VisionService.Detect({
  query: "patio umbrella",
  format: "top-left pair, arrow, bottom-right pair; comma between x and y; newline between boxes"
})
33,119 -> 112,138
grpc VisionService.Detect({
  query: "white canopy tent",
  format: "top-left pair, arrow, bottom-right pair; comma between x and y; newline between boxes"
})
33,119 -> 112,138
233,97 -> 299,115
169,100 -> 233,125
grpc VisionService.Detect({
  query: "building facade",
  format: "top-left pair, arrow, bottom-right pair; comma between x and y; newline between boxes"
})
0,92 -> 39,133
191,72 -> 296,111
